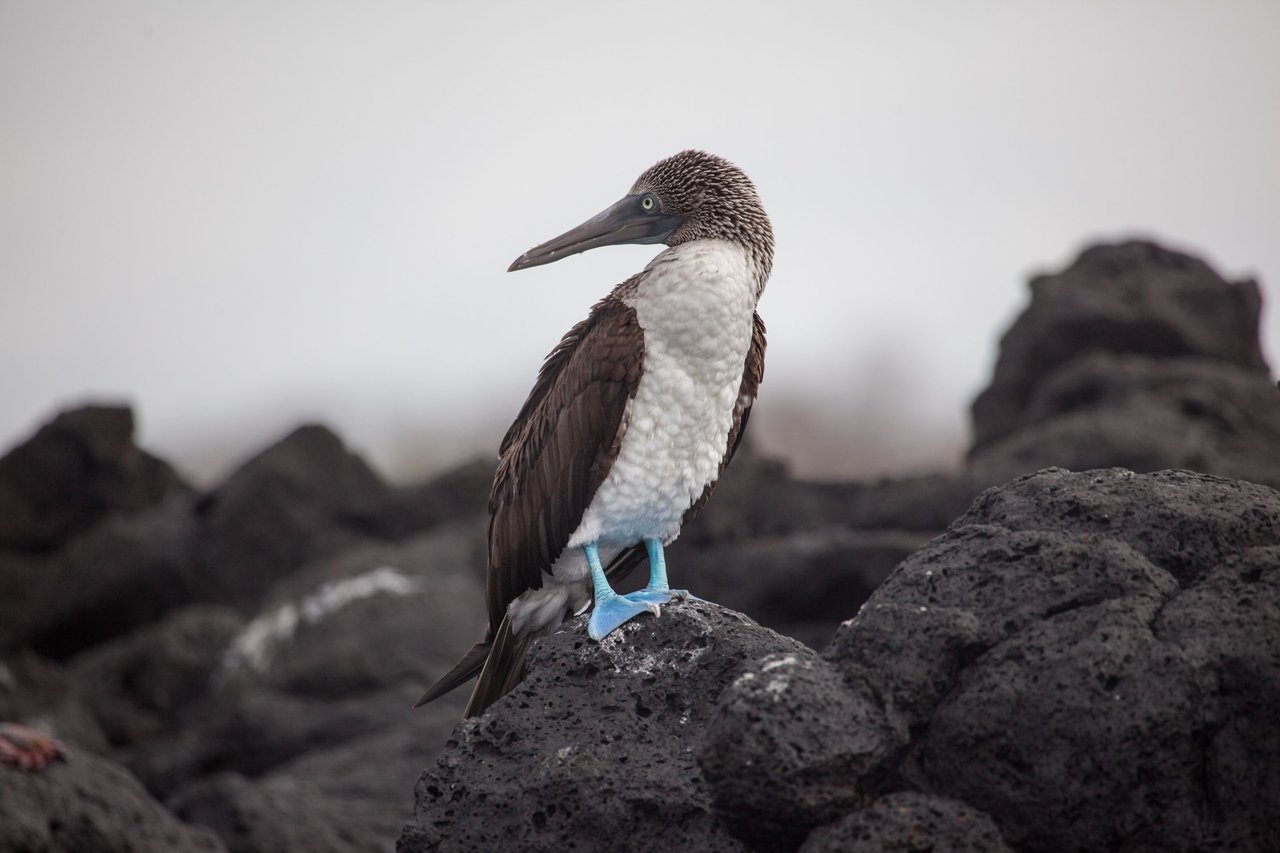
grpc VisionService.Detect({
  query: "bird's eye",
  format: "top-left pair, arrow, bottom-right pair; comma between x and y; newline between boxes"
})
640,195 -> 656,212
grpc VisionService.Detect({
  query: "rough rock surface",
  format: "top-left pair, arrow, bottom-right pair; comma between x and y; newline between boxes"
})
798,792 -> 1012,853
969,241 -> 1280,488
399,602 -> 807,853
406,467 -> 1280,853
0,744 -> 226,852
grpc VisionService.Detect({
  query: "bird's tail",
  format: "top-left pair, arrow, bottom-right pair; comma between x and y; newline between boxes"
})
414,544 -> 650,716
412,640 -> 491,709
411,613 -> 539,718
462,613 -> 540,717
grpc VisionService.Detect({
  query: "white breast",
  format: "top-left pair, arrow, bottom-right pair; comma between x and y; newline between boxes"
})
564,239 -> 759,558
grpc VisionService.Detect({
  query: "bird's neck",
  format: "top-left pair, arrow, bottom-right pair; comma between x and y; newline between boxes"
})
649,238 -> 769,303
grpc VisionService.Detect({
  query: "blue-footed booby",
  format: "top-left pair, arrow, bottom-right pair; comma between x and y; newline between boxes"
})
415,150 -> 773,717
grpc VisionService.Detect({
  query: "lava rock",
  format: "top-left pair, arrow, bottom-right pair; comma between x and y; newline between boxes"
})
405,467 -> 1279,853
192,424 -> 403,610
0,651 -> 109,755
172,723 -> 449,853
829,468 -> 1280,851
127,523 -> 482,794
0,405 -> 188,552
670,527 -> 929,649
0,744 -> 225,852
384,457 -> 495,539
971,240 -> 1268,452
799,792 -> 1011,853
398,602 -> 806,853
3,494 -> 204,657
72,605 -> 244,751
701,650 -> 897,851
970,344 -> 1280,489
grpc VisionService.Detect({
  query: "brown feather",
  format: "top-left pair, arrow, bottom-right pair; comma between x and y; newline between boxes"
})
485,289 -> 645,632
416,290 -> 645,715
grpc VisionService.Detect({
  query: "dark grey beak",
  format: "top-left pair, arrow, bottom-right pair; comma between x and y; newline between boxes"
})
509,195 -> 683,272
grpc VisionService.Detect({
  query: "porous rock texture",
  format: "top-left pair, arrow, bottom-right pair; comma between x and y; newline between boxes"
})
403,467 -> 1280,852
400,601 -> 804,853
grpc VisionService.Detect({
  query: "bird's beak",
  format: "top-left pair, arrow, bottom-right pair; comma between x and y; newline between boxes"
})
508,195 -> 683,272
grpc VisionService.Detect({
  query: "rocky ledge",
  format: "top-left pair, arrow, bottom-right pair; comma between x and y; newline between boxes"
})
400,468 -> 1280,853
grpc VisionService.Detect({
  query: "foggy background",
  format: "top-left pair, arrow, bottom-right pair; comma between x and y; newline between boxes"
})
2,1 -> 1277,485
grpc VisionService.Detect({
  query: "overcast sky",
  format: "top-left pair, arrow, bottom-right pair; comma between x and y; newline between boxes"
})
2,1 -> 1277,484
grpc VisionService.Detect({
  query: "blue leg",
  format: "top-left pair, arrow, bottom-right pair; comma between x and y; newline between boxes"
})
586,543 -> 661,641
629,538 -> 699,605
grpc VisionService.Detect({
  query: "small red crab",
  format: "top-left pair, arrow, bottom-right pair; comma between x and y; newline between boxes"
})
0,723 -> 66,771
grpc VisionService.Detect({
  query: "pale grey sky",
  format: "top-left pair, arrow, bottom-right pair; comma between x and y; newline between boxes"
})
2,1 -> 1278,483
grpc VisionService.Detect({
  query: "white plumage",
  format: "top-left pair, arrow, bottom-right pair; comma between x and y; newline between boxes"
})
532,240 -> 759,596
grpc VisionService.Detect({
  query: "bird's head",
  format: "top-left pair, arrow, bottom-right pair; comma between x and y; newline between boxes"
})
508,150 -> 773,278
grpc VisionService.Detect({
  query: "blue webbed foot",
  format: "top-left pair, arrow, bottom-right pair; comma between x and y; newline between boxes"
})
588,593 -> 661,641
627,588 -> 702,605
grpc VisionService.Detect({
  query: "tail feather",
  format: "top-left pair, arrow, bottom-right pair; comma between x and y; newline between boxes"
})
415,542 -> 649,716
413,641 -> 492,709
463,613 -> 539,717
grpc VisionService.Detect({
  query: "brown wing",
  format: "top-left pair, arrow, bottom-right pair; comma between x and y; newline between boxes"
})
682,311 -> 766,525
485,292 -> 645,634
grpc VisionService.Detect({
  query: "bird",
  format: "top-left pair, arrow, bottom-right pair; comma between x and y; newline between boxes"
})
415,150 -> 773,717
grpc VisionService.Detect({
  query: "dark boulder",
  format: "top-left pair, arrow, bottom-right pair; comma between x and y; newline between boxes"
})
398,602 -> 806,853
0,651 -> 109,755
970,351 -> 1280,487
3,494 -> 204,657
971,240 -> 1269,453
669,527 -> 930,649
0,405 -> 188,553
798,792 -> 1012,853
405,467 -> 1279,853
171,723 -> 446,853
384,457 -> 495,538
701,649 -> 896,851
0,744 -> 225,852
126,523 -> 482,795
192,424 -> 403,610
830,468 -> 1280,851
72,605 -> 244,751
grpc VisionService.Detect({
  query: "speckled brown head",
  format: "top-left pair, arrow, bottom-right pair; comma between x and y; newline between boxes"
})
509,149 -> 773,280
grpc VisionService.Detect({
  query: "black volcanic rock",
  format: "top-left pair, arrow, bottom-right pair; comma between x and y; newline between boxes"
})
3,494 -> 204,657
670,527 -> 930,649
0,405 -> 188,553
398,602 -> 806,853
404,467 -> 1279,853
125,523 -> 481,798
972,240 -> 1268,452
0,744 -> 225,852
192,424 -> 403,609
384,457 -> 495,538
171,724 -> 443,853
970,351 -> 1280,488
72,605 -> 244,750
829,468 -> 1280,851
701,649 -> 896,851
798,792 -> 1012,853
